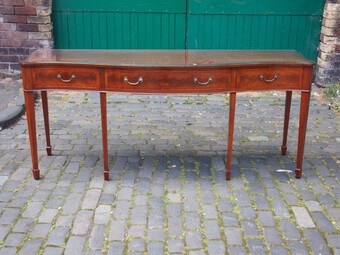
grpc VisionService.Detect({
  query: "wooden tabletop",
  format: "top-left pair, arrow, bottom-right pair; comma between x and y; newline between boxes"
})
21,49 -> 314,67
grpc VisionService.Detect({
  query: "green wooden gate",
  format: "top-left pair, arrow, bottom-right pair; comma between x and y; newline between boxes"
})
52,0 -> 325,60
53,0 -> 187,49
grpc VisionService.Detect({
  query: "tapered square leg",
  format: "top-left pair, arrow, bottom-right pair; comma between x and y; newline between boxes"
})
226,92 -> 236,181
100,92 -> 109,181
295,91 -> 311,179
281,91 -> 292,155
24,91 -> 40,180
41,91 -> 52,156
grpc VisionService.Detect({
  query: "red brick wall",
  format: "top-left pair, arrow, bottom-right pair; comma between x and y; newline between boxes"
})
315,0 -> 340,86
0,0 -> 53,70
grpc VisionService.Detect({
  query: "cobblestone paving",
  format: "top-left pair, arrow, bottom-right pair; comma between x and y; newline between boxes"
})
0,91 -> 339,255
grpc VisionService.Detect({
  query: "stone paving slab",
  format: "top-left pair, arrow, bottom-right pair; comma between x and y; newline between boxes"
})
0,90 -> 339,254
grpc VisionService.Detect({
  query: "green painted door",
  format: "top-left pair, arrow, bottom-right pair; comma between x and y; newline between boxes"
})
53,0 -> 186,49
52,0 -> 325,60
187,0 -> 325,60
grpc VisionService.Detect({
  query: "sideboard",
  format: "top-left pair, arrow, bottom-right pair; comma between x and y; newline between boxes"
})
20,50 -> 314,181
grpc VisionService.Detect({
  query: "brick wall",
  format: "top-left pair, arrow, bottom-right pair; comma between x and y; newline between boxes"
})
0,0 -> 53,70
315,0 -> 340,87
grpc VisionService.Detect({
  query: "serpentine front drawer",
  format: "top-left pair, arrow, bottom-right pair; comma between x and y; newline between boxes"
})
105,67 -> 233,93
32,67 -> 100,90
236,67 -> 303,91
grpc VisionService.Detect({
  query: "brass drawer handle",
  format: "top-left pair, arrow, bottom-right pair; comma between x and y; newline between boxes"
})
193,77 -> 213,86
124,76 -> 143,86
57,74 -> 76,83
259,74 -> 278,83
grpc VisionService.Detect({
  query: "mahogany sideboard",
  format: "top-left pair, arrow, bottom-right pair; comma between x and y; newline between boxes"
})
20,50 -> 314,181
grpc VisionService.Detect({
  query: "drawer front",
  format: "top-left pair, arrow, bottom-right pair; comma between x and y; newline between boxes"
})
236,67 -> 303,91
32,67 -> 100,90
105,67 -> 232,93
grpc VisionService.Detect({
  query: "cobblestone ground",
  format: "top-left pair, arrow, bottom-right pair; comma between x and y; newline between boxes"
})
0,91 -> 339,255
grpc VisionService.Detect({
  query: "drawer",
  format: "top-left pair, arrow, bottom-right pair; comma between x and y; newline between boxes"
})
32,67 -> 100,90
105,67 -> 233,93
236,67 -> 303,91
